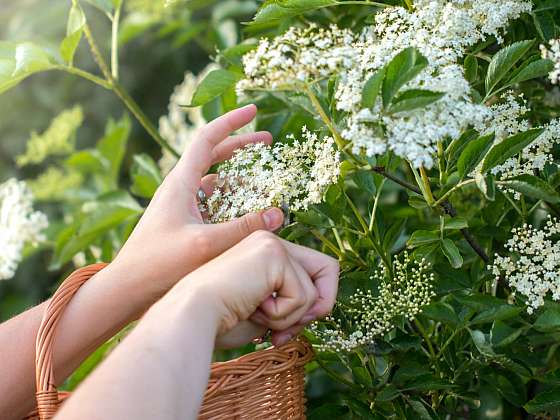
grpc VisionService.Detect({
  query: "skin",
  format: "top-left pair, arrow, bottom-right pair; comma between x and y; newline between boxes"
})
0,105 -> 339,420
55,232 -> 339,420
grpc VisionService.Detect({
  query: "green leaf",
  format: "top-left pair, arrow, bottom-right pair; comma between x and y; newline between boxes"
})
388,89 -> 445,113
443,217 -> 468,230
486,40 -> 534,95
361,67 -> 386,109
251,0 -> 337,24
376,384 -> 400,401
353,171 -> 376,195
408,399 -> 436,420
422,302 -> 460,325
407,230 -> 439,248
525,387 -> 560,414
481,128 -> 544,174
471,305 -> 521,325
97,115 -> 131,186
352,366 -> 373,389
534,309 -> 560,332
475,172 -> 495,201
405,374 -> 456,391
441,239 -> 463,269
66,149 -> 109,174
60,2 -> 86,65
0,42 -> 57,95
533,10 -> 558,41
464,55 -> 478,83
491,320 -> 523,347
83,0 -> 114,14
383,218 -> 406,252
446,129 -> 478,168
508,58 -> 555,85
382,48 -> 428,107
456,133 -> 494,179
501,174 -> 560,204
130,154 -> 163,199
469,329 -> 496,357
308,404 -> 349,420
188,69 -> 241,107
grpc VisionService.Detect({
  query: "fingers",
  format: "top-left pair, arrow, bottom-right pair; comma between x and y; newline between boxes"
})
271,325 -> 305,347
176,105 -> 259,195
282,240 -> 340,319
205,208 -> 284,256
211,131 -> 272,165
200,174 -> 217,197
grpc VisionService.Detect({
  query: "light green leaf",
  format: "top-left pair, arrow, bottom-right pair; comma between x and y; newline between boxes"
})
382,48 -> 428,107
457,133 -> 494,179
361,67 -> 386,109
443,217 -> 468,230
0,42 -> 57,95
388,89 -> 445,113
187,69 -> 241,107
60,2 -> 86,65
251,0 -> 337,24
481,128 -> 544,174
441,239 -> 463,269
83,0 -> 114,14
130,154 -> 163,199
97,115 -> 131,185
408,230 -> 439,248
501,174 -> 560,203
486,40 -> 534,95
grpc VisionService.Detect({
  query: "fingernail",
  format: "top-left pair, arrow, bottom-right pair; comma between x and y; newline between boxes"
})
241,103 -> 256,111
263,208 -> 283,230
276,333 -> 292,346
300,314 -> 316,324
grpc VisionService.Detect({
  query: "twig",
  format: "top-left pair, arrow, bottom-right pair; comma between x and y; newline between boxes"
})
372,166 -> 490,263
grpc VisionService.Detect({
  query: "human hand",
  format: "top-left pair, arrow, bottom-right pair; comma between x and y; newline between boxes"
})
112,105 -> 284,308
177,230 -> 340,347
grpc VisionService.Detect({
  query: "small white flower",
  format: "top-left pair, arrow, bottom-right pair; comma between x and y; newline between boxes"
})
0,178 -> 48,280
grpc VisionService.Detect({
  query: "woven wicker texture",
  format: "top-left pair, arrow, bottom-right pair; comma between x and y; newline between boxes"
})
25,264 -> 313,420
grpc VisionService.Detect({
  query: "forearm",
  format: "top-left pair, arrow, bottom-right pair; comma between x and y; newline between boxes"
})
0,262 -> 153,419
55,284 -> 218,420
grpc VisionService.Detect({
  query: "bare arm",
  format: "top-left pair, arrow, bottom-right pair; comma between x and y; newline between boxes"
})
0,106 -> 284,420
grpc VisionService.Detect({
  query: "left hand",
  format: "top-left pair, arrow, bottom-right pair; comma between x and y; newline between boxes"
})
112,105 -> 285,314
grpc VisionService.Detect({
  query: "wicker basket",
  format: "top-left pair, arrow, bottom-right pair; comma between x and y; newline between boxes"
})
24,264 -> 314,420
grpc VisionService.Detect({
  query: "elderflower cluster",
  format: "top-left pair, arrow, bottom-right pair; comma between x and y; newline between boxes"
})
236,24 -> 356,93
309,253 -> 435,352
158,66 -> 216,174
492,218 -> 560,314
541,38 -> 560,84
0,179 -> 48,280
237,0 -> 531,168
205,127 -> 340,223
475,92 -> 560,183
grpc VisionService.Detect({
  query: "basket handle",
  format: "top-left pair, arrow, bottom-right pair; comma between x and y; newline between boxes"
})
35,263 -> 108,420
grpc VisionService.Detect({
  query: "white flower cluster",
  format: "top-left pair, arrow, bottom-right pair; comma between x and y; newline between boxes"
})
541,39 -> 560,84
205,127 -> 340,223
0,178 -> 48,280
158,66 -> 215,174
475,92 -> 560,182
492,218 -> 560,314
237,0 -> 531,168
236,23 -> 356,93
309,253 -> 435,352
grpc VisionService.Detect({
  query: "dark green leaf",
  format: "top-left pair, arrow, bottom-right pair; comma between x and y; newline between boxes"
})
383,218 -> 406,251
485,40 -> 534,95
464,55 -> 478,83
352,366 -> 373,389
441,239 -> 463,269
534,309 -> 560,331
376,384 -> 400,401
382,48 -> 428,107
508,58 -> 555,85
446,129 -> 478,168
471,305 -> 521,325
481,128 -> 544,174
353,171 -> 376,195
457,133 -> 494,179
252,0 -> 337,24
501,174 -> 560,203
422,302 -> 460,325
491,320 -> 524,347
525,387 -> 560,414
469,329 -> 496,356
408,399 -> 435,420
308,404 -> 349,420
188,69 -> 242,107
362,67 -> 386,109
389,89 -> 445,113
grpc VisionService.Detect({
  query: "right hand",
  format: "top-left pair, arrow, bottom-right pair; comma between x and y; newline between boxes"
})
179,230 -> 340,347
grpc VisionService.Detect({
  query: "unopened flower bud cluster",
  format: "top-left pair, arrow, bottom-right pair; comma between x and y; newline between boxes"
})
205,127 -> 340,223
541,39 -> 560,85
237,0 -> 531,169
309,253 -> 435,352
0,179 -> 48,280
492,218 -> 560,314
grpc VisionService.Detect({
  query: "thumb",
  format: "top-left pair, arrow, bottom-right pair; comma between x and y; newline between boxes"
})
208,208 -> 284,253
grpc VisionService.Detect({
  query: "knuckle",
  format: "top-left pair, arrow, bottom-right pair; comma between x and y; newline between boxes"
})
237,214 -> 255,236
192,230 -> 212,259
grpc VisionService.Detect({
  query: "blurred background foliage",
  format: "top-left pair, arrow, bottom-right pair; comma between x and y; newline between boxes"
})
0,0 -> 258,319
